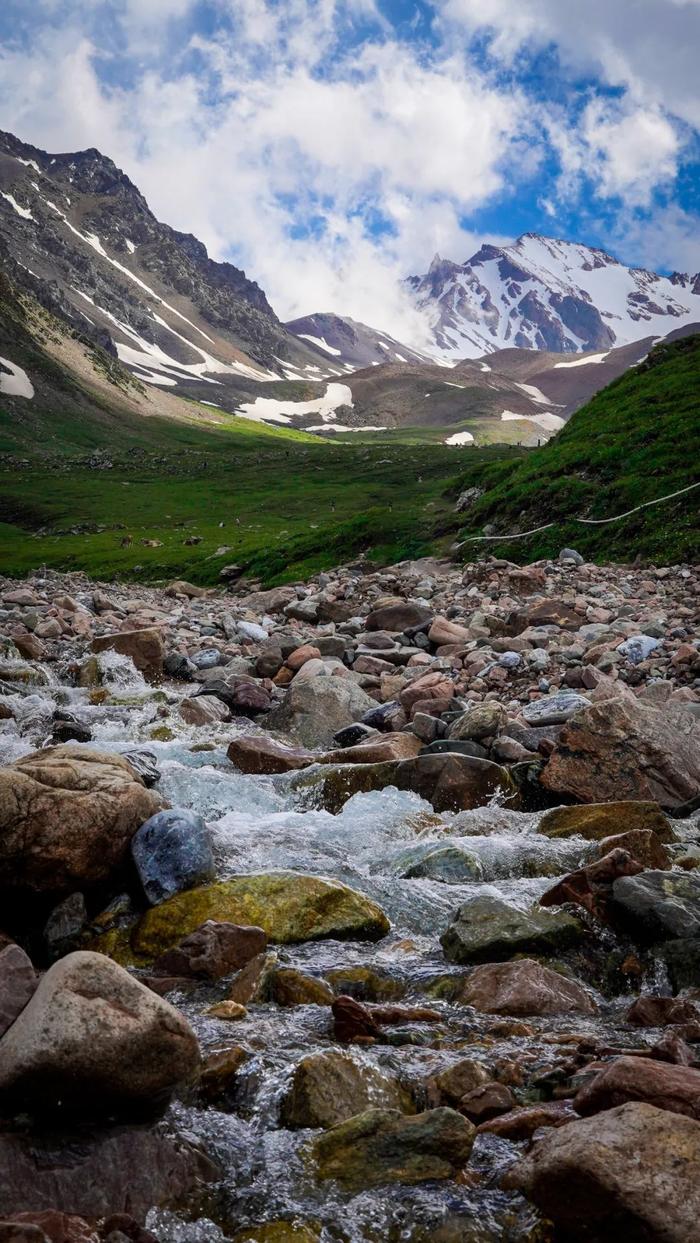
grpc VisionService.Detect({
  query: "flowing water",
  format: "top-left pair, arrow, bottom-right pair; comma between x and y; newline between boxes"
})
1,654 -> 688,1242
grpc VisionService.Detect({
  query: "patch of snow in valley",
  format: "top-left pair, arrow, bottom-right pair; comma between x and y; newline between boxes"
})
553,351 -> 610,368
297,333 -> 342,356
444,381 -> 465,389
1,192 -> 33,220
445,431 -> 474,445
0,357 -> 34,398
516,381 -> 551,404
500,410 -> 565,432
236,383 -> 354,426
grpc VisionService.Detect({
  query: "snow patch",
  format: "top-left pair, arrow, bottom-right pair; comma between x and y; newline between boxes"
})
298,333 -> 342,356
0,357 -> 34,399
1,193 -> 33,220
445,431 -> 474,445
236,383 -> 354,426
553,352 -> 610,369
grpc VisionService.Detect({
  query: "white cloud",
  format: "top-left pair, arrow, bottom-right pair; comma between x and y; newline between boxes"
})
582,100 -> 680,206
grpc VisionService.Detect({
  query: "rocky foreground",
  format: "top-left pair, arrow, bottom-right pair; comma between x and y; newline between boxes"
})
0,551 -> 699,1242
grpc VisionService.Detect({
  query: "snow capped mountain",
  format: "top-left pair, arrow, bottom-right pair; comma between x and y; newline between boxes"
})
407,234 -> 700,359
285,311 -> 439,370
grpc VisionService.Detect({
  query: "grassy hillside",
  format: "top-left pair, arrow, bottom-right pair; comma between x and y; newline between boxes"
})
454,334 -> 700,564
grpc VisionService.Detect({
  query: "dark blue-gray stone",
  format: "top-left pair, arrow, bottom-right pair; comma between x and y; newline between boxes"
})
131,808 -> 215,905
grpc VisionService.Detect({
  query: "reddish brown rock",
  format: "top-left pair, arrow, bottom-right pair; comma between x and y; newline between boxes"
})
626,996 -> 700,1028
0,746 -> 164,897
152,920 -> 267,981
332,995 -> 380,1043
399,673 -> 454,714
320,732 -> 422,766
459,1082 -> 515,1123
574,1055 -> 700,1121
596,828 -> 672,870
541,699 -> 700,809
505,1102 -> 700,1242
92,630 -> 164,683
286,644 -> 321,671
521,598 -> 582,629
477,1101 -> 575,1139
0,1214 -> 97,1243
227,734 -> 315,774
365,603 -> 433,632
458,959 -> 597,1017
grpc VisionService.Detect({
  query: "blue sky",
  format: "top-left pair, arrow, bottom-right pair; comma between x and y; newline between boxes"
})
0,0 -> 698,337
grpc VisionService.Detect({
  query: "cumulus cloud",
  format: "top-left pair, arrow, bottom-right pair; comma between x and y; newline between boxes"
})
0,0 -> 697,337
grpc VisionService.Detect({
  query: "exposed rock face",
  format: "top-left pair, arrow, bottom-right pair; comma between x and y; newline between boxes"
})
574,1056 -> 700,1121
0,747 -> 164,896
541,699 -> 700,809
310,1107 -> 474,1189
132,873 -> 390,956
506,1102 -> 700,1242
0,1124 -> 216,1219
281,1051 -> 409,1129
0,951 -> 200,1119
265,678 -> 376,748
92,630 -> 164,683
458,959 -> 597,1016
440,896 -> 583,964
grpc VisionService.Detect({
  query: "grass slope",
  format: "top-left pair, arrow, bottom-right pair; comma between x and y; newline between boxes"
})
454,335 -> 700,564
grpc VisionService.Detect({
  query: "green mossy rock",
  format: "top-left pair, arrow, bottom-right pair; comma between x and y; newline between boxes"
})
132,872 -> 390,957
441,895 -> 584,965
310,1106 -> 475,1189
232,1224 -> 320,1243
538,801 -> 673,842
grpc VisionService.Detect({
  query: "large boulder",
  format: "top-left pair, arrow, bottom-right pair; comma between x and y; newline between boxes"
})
538,800 -> 673,842
92,630 -> 164,683
0,747 -> 164,897
310,1107 -> 474,1189
132,873 -> 390,957
0,1124 -> 215,1220
0,952 -> 199,1119
505,1102 -> 700,1242
522,692 -> 591,726
440,896 -> 583,965
320,732 -> 423,765
612,871 -> 700,941
541,699 -> 700,809
574,1056 -> 700,1121
281,1051 -> 409,1129
458,959 -> 597,1017
131,809 -> 215,905
265,678 -> 376,749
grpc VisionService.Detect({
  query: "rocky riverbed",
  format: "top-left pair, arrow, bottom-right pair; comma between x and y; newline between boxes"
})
0,552 -> 699,1242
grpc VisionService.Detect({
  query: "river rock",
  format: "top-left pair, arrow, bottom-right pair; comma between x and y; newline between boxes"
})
92,630 -> 164,683
394,753 -> 518,813
0,944 -> 36,1037
477,1100 -> 576,1139
132,873 -> 390,957
0,952 -> 199,1119
538,800 -> 673,841
459,1082 -> 515,1123
541,698 -> 700,809
320,732 -> 423,765
626,995 -> 700,1027
0,1124 -> 216,1219
0,746 -> 164,897
506,1102 -> 700,1241
179,696 -> 229,726
596,828 -> 672,869
227,735 -> 316,774
310,1107 -> 474,1189
152,920 -> 267,980
400,843 -> 484,883
458,959 -> 597,1016
441,896 -> 583,965
612,871 -> 700,940
430,1059 -> 491,1106
522,692 -> 590,726
267,967 -> 334,1007
447,703 -> 507,742
365,603 -> 433,632
200,677 -> 271,716
266,677 -> 376,748
281,1050 -> 409,1129
574,1056 -> 700,1121
131,809 -> 215,905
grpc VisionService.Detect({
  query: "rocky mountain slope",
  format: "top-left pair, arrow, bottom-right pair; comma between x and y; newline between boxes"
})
285,311 -> 437,369
408,234 -> 700,359
0,129 -> 327,385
